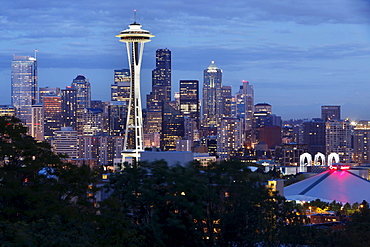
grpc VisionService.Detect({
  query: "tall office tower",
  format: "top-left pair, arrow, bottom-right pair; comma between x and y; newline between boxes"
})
110,69 -> 130,140
51,127 -> 78,159
71,75 -> 91,135
61,87 -> 77,129
217,117 -> 243,160
353,121 -> 370,164
221,86 -> 232,118
326,119 -> 353,163
151,48 -> 171,102
179,80 -> 199,127
321,105 -> 340,121
145,49 -> 171,137
31,103 -> 43,141
71,75 -> 91,108
202,61 -> 222,127
39,87 -> 61,103
161,102 -> 184,151
0,105 -> 16,117
234,81 -> 254,130
43,95 -> 62,141
299,118 -> 326,155
252,104 -> 271,144
116,18 -> 154,162
111,69 -> 130,101
11,55 -> 38,132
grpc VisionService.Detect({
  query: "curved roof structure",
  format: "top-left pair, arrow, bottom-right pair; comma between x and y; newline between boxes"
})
285,169 -> 370,204
116,23 -> 154,43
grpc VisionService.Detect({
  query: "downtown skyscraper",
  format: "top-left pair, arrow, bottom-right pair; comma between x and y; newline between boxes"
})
202,61 -> 222,127
179,80 -> 199,127
145,48 -> 172,136
151,48 -> 171,103
11,55 -> 38,132
71,75 -> 91,135
235,81 -> 254,131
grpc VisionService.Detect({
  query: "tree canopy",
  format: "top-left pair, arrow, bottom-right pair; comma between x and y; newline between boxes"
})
1,116 -> 370,246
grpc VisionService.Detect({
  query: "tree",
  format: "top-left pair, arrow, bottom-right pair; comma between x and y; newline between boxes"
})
107,160 -> 305,246
107,160 -> 207,246
0,116 -> 99,246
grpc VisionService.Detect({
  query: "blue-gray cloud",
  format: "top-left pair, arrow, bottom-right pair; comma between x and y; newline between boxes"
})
2,0 -> 370,120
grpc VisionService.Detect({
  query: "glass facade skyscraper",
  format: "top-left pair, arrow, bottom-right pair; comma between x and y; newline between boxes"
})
202,61 -> 222,127
152,48 -> 171,103
11,55 -> 38,132
43,95 -> 62,140
111,69 -> 130,102
61,87 -> 77,129
145,48 -> 172,137
71,75 -> 91,135
179,80 -> 199,127
235,81 -> 254,131
71,75 -> 91,109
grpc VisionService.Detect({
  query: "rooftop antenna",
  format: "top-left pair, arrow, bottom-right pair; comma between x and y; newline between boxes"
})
34,49 -> 38,60
134,10 -> 137,24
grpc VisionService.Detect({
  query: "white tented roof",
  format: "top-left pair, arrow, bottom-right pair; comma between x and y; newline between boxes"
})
285,170 -> 370,204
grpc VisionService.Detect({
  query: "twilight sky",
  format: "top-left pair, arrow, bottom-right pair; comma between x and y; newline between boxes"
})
1,0 -> 370,120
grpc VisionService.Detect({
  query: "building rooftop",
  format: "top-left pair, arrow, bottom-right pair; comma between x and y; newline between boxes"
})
285,169 -> 370,204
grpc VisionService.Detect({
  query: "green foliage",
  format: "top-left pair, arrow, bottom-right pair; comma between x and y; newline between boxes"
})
0,116 -> 99,245
107,160 -> 305,246
5,116 -> 370,246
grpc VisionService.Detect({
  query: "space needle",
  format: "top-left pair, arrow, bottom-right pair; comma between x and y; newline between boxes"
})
116,11 -> 154,164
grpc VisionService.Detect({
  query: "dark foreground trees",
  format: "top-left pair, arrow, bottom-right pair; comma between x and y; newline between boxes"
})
3,116 -> 370,246
104,161 -> 306,246
0,116 -> 99,246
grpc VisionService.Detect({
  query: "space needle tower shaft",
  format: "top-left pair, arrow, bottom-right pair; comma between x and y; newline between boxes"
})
116,11 -> 154,162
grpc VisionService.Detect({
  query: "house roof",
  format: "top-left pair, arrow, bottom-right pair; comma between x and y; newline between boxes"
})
285,169 -> 370,204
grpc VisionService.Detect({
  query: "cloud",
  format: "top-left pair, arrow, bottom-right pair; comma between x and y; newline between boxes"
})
2,0 -> 370,119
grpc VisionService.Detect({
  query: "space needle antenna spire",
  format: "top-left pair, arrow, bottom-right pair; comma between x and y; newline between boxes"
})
116,12 -> 154,166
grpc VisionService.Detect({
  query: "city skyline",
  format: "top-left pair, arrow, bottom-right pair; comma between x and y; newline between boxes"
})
1,1 -> 370,120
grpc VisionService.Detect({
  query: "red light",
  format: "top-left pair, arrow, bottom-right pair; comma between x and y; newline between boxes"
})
329,165 -> 350,170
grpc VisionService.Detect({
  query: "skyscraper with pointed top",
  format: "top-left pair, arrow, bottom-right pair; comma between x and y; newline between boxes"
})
202,61 -> 222,127
116,12 -> 154,163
